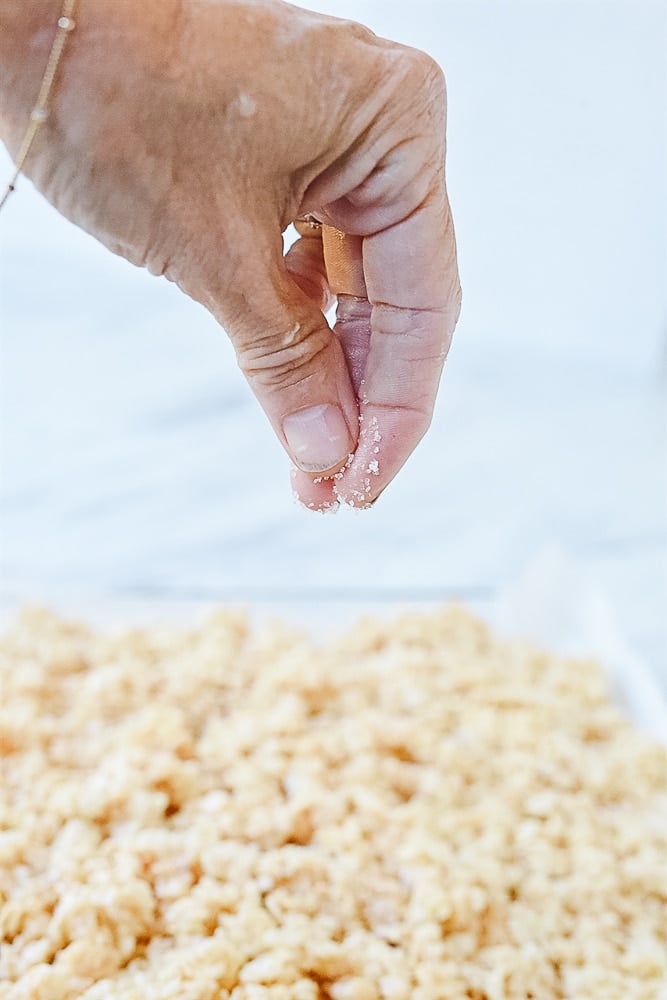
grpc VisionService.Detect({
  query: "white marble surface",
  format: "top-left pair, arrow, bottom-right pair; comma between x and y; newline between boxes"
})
1,2 -> 666,680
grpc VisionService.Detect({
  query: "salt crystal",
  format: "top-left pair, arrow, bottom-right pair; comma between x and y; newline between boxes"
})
283,321 -> 301,345
236,93 -> 258,118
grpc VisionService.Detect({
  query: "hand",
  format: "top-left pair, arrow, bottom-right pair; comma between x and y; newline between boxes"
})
0,0 -> 461,509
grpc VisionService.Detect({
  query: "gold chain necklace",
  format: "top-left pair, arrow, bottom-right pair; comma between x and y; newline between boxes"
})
0,0 -> 77,213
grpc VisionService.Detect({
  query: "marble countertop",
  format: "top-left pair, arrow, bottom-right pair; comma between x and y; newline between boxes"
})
1,1 -> 665,684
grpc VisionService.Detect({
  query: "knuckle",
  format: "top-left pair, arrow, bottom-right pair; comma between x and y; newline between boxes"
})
404,48 -> 446,99
343,19 -> 379,46
235,321 -> 331,390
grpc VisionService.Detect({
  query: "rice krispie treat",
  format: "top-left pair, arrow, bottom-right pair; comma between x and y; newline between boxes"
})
1,606 -> 666,1000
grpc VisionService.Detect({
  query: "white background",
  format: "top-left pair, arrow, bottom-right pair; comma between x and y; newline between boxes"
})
0,1 -> 665,674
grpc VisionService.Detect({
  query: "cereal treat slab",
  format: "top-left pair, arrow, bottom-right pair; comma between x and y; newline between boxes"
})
1,607 -> 666,1000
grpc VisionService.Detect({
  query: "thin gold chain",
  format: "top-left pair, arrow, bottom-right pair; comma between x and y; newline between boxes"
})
0,0 -> 77,213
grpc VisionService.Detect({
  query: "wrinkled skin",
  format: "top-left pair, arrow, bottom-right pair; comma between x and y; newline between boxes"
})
0,0 -> 461,509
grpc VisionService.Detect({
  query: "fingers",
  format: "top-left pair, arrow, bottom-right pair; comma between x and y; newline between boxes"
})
334,191 -> 461,507
290,465 -> 338,512
284,225 -> 335,314
322,228 -> 370,397
215,225 -> 360,477
288,189 -> 460,511
290,228 -> 371,511
292,47 -> 461,509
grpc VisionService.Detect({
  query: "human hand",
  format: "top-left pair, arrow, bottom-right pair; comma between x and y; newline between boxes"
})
0,0 -> 461,509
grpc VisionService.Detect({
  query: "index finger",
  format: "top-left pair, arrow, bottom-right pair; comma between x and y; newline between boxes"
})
333,189 -> 461,507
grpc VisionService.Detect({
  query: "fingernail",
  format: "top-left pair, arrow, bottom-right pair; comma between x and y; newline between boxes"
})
283,404 -> 351,473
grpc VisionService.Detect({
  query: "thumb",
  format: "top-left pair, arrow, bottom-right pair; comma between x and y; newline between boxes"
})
217,225 -> 358,476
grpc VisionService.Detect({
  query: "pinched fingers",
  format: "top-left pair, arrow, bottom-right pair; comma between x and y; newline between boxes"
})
290,45 -> 461,509
202,223 -> 360,479
333,193 -> 461,507
290,192 -> 461,512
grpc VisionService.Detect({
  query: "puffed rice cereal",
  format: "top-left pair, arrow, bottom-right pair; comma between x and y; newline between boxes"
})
1,606 -> 666,1000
